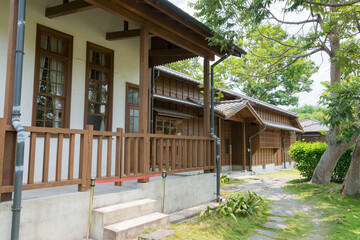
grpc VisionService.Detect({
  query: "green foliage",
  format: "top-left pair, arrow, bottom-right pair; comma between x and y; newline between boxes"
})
199,192 -> 264,221
290,105 -> 325,121
220,174 -> 230,183
289,141 -> 353,182
164,57 -> 203,81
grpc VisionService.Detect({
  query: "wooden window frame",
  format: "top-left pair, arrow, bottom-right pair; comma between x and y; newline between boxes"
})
155,115 -> 183,136
84,42 -> 114,131
32,24 -> 73,128
125,82 -> 140,133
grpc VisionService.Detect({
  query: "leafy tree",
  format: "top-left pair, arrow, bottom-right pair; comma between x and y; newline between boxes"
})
290,105 -> 325,121
164,57 -> 203,80
191,0 -> 360,186
219,24 -> 317,106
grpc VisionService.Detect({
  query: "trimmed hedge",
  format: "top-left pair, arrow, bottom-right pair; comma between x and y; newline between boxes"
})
289,141 -> 352,182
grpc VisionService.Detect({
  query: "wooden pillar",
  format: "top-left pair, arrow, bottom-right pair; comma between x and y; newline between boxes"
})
139,28 -> 149,183
203,58 -> 210,137
242,122 -> 246,171
0,0 -> 19,201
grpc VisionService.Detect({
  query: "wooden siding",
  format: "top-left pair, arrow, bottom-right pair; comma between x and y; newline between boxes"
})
259,129 -> 281,148
254,106 -> 292,125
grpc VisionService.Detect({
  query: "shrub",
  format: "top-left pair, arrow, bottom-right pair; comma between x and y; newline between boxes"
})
199,192 -> 264,221
289,141 -> 352,182
220,174 -> 230,183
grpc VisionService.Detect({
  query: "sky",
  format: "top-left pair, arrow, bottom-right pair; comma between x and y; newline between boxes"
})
168,0 -> 329,108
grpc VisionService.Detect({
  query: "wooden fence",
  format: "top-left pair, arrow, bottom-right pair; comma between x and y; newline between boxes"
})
0,122 -> 216,199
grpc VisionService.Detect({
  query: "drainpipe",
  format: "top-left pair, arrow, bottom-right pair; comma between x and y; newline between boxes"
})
11,0 -> 26,240
282,131 -> 295,169
248,125 -> 266,172
150,68 -> 160,133
211,47 -> 234,202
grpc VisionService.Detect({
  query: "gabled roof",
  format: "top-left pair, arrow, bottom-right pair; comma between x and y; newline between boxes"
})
263,120 -> 303,133
300,118 -> 329,133
154,66 -> 298,118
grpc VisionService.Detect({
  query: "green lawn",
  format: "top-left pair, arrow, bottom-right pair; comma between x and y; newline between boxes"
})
284,180 -> 360,239
256,168 -> 301,179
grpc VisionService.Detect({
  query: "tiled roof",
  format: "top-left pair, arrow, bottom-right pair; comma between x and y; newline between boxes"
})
214,100 -> 248,118
154,66 -> 298,118
263,120 -> 303,133
300,118 -> 329,132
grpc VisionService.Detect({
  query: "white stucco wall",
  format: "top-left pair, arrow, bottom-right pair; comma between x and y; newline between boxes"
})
0,0 -> 141,129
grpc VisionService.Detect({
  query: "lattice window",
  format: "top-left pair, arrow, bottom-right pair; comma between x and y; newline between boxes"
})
33,25 -> 73,128
126,83 -> 140,133
156,117 -> 183,136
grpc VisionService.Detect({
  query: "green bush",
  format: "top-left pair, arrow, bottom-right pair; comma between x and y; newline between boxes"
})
289,141 -> 353,182
199,192 -> 264,221
220,174 -> 230,183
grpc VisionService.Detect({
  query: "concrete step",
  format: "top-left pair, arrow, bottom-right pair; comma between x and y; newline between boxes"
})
91,199 -> 158,240
103,212 -> 170,240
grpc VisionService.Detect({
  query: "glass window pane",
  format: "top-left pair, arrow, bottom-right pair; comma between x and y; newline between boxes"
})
56,85 -> 63,96
49,71 -> 56,82
89,50 -> 94,63
36,121 -> 44,127
58,61 -> 65,73
45,109 -> 53,121
40,69 -> 48,81
40,34 -> 48,50
164,128 -> 170,135
100,105 -> 106,114
88,103 -> 94,113
58,40 -> 65,55
101,93 -> 107,103
45,121 -> 53,127
54,122 -> 61,128
133,90 -> 139,104
134,109 -> 139,117
46,97 -> 54,108
156,120 -> 163,127
101,54 -> 108,67
171,127 -> 176,135
89,69 -> 96,79
55,98 -> 62,109
50,59 -> 57,70
96,71 -> 101,81
54,110 -> 62,122
57,72 -> 64,84
36,108 -> 44,120
156,127 -> 162,133
39,81 -> 47,93
102,72 -> 108,83
164,120 -> 170,127
134,117 -> 139,133
102,84 -> 108,93
48,83 -> 56,95
87,115 -> 104,131
50,37 -> 57,52
37,95 -> 46,107
128,89 -> 133,103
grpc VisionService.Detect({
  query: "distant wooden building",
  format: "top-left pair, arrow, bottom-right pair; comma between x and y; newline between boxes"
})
153,66 -> 303,172
297,118 -> 328,142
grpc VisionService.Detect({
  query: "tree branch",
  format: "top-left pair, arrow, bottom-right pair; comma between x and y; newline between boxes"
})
303,0 -> 360,7
256,27 -> 300,48
237,48 -> 323,78
268,11 -> 319,25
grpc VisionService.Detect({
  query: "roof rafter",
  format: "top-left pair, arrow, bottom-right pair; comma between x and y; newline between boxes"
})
45,0 -> 95,19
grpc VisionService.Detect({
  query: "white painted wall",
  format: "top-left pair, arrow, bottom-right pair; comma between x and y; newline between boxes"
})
0,0 -> 141,129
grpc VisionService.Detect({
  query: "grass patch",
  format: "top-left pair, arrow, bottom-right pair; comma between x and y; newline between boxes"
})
284,181 -> 360,239
256,168 -> 301,179
220,178 -> 245,186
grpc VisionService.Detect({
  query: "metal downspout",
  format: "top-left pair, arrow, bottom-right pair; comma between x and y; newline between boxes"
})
11,0 -> 26,240
210,47 -> 234,202
150,68 -> 160,134
282,131 -> 295,169
248,125 -> 266,172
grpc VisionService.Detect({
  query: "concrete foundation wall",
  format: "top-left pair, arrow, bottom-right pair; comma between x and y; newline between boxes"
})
0,173 -> 216,240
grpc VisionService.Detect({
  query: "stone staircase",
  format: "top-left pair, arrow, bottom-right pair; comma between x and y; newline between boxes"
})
91,199 -> 170,240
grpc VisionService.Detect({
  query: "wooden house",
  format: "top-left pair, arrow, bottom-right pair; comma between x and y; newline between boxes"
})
297,118 -> 328,142
153,66 -> 303,172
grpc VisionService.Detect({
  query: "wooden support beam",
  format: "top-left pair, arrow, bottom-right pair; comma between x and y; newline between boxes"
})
45,0 -> 95,19
106,29 -> 154,41
139,27 -> 150,134
149,48 -> 195,57
203,58 -> 210,137
84,0 -> 214,59
242,122 -> 246,170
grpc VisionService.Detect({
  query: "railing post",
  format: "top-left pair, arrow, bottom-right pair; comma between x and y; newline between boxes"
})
79,125 -> 91,192
138,133 -> 150,183
115,128 -> 123,187
0,119 -> 6,201
86,125 -> 93,190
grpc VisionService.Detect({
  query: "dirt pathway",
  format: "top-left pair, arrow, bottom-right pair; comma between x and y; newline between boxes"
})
222,177 -> 324,240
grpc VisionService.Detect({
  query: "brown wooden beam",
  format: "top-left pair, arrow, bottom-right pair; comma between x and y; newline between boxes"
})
45,0 -> 95,19
242,122 -> 246,170
84,0 -> 214,59
149,55 -> 197,67
149,48 -> 195,57
203,58 -> 210,137
106,29 -> 154,40
139,27 -> 149,134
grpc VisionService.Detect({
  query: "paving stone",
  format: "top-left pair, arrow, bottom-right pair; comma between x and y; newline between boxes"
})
265,221 -> 289,229
138,229 -> 175,240
267,216 -> 285,222
270,208 -> 297,217
256,229 -> 278,237
269,205 -> 281,208
248,235 -> 274,240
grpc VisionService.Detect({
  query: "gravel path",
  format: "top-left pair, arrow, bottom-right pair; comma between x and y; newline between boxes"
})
222,177 -> 324,240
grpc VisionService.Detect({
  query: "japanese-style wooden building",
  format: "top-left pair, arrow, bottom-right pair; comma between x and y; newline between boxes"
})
0,1 -> 302,239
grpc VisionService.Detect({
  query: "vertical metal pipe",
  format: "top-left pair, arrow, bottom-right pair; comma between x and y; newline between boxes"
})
161,170 -> 167,213
11,0 -> 26,239
87,178 -> 96,240
282,131 -> 295,169
248,125 -> 266,172
210,48 -> 233,202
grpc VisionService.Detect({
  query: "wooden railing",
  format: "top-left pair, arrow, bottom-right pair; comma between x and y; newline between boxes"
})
0,123 -> 216,197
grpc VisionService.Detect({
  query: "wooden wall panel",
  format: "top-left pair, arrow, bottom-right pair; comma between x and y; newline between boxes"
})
259,129 -> 281,148
254,106 -> 292,125
231,122 -> 243,165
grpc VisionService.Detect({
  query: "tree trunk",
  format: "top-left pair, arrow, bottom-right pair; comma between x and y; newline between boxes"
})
311,130 -> 359,184
342,138 -> 360,195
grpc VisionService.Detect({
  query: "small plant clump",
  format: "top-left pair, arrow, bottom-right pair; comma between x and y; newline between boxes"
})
199,192 -> 264,221
220,174 -> 230,183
